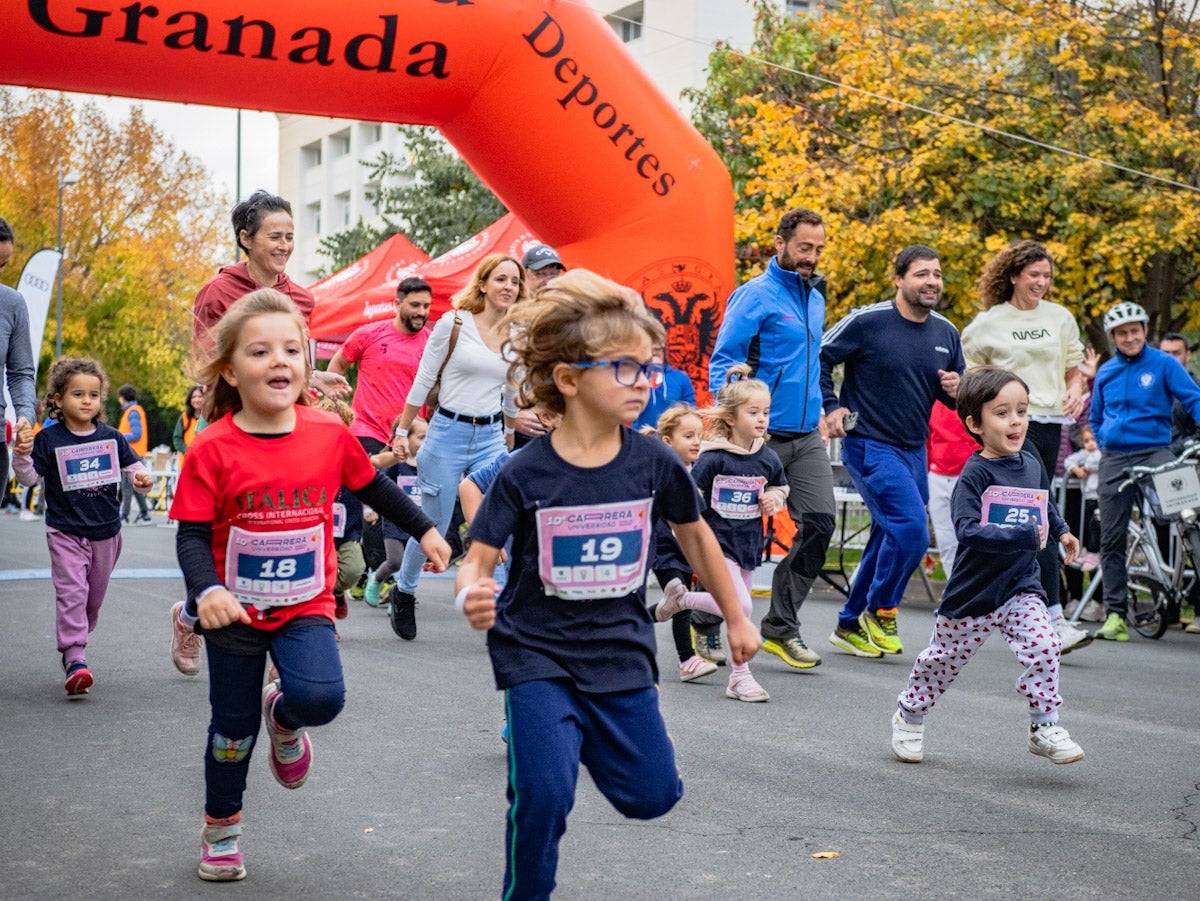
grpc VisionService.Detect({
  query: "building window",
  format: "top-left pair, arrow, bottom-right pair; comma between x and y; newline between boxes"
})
786,0 -> 813,14
301,141 -> 322,169
331,129 -> 351,158
605,3 -> 643,43
308,202 -> 322,235
335,192 -> 351,227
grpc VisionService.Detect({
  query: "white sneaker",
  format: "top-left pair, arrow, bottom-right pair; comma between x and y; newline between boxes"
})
891,709 -> 924,763
1055,617 -> 1093,655
1028,722 -> 1084,764
18,509 -> 38,521
725,670 -> 769,702
655,577 -> 688,622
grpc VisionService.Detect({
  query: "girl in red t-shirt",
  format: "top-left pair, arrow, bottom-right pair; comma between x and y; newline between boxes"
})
171,289 -> 450,883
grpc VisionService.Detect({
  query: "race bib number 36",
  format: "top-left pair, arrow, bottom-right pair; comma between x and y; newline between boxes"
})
55,439 -> 120,491
980,486 -> 1048,548
711,474 -> 765,520
225,525 -> 325,607
535,498 -> 653,600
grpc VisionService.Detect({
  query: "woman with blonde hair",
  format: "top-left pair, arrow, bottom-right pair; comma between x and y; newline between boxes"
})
387,254 -> 527,639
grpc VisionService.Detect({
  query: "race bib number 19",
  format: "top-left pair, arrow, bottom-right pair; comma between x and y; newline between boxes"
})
55,439 -> 120,491
225,525 -> 325,607
535,498 -> 653,600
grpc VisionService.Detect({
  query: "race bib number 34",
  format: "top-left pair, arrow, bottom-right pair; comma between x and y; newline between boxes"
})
225,525 -> 325,607
535,498 -> 653,600
55,439 -> 120,491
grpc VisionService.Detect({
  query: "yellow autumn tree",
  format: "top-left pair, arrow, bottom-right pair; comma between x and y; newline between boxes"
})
0,90 -> 227,442
699,0 -> 1200,343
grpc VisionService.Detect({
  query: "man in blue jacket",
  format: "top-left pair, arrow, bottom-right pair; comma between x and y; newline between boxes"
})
709,208 -> 834,670
1090,302 -> 1200,642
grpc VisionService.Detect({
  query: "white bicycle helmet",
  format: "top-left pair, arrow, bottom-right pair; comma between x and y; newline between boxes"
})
1102,301 -> 1149,333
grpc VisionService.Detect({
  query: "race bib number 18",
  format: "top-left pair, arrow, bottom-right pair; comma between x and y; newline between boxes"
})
535,498 -> 653,600
225,525 -> 325,607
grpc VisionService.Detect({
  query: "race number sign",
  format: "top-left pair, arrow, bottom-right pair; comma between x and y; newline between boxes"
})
332,502 -> 346,538
396,474 -> 422,507
535,498 -> 653,600
981,486 -> 1048,549
1150,464 -> 1200,518
55,439 -> 120,491
225,525 -> 324,607
711,474 -> 765,520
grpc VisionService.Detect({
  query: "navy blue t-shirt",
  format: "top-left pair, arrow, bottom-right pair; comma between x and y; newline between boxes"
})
470,428 -> 702,693
689,444 -> 785,571
334,486 -> 363,546
937,449 -> 1068,619
31,421 -> 142,540
820,300 -> 964,449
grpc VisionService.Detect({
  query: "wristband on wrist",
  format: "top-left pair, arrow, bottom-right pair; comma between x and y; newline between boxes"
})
504,427 -> 516,436
395,427 -> 409,439
454,585 -> 470,613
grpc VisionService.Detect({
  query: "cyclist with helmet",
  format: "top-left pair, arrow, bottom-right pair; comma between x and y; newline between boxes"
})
1089,301 -> 1200,641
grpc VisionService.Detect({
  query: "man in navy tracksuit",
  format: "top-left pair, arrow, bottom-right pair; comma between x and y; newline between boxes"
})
1089,302 -> 1200,642
821,246 -> 964,658
709,208 -> 834,670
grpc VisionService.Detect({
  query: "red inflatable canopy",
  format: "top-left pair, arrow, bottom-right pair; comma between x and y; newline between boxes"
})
309,213 -> 541,357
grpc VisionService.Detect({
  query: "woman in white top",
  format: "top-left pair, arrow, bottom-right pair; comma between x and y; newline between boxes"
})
387,255 -> 527,633
961,240 -> 1087,646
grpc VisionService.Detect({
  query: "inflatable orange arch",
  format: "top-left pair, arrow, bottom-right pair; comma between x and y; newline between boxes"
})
2,0 -> 734,395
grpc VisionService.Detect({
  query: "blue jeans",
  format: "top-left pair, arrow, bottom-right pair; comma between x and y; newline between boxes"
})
838,436 -> 929,628
203,620 -> 344,818
397,413 -> 505,592
502,680 -> 682,900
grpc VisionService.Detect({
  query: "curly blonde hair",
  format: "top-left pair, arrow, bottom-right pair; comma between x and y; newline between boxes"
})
192,289 -> 312,423
502,270 -> 663,415
655,403 -> 703,440
976,240 -> 1053,310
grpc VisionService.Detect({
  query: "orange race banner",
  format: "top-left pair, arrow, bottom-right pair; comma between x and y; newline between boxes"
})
1,0 -> 734,393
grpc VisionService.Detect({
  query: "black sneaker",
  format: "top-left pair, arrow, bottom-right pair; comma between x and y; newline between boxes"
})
388,588 -> 418,640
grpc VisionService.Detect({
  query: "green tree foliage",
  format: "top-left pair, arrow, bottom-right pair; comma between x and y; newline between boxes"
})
0,90 -> 227,445
317,126 -> 507,273
693,0 -> 1200,344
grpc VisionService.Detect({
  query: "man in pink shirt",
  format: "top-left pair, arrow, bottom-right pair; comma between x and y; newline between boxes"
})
329,277 -> 433,454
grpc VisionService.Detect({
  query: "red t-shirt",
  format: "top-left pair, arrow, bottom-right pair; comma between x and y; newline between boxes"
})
339,320 -> 430,445
927,401 -> 977,477
170,405 -> 375,628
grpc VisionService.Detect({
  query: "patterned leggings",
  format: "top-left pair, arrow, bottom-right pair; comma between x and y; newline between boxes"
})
898,593 -> 1063,726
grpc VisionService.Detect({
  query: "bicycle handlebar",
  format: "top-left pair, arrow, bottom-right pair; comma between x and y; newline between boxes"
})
1118,442 -> 1200,493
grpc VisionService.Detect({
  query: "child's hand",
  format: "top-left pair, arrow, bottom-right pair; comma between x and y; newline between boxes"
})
1059,532 -> 1080,565
197,587 -> 252,630
462,578 -> 499,630
132,471 -> 154,490
759,493 -> 783,517
13,419 -> 34,455
725,617 -> 762,666
369,450 -> 398,468
419,527 -> 453,572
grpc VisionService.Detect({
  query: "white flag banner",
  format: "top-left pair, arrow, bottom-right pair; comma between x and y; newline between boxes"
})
16,248 -> 61,379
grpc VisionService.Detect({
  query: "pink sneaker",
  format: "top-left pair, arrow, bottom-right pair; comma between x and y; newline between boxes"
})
725,670 -> 770,702
170,601 -> 202,676
261,680 -> 313,789
655,578 -> 688,622
199,817 -> 246,881
679,654 -> 718,682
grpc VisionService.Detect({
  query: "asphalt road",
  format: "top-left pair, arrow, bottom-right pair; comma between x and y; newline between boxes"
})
2,509 -> 1198,900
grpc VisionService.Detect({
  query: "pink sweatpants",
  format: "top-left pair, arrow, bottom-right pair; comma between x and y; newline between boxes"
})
679,556 -> 753,620
47,530 -> 123,664
898,593 -> 1063,726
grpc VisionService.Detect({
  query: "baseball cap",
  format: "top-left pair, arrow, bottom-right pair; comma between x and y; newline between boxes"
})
521,244 -> 564,271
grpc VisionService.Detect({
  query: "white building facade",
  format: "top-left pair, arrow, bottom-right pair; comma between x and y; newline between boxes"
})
278,0 -> 815,283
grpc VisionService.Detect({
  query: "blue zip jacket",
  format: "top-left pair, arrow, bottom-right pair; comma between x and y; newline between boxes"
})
1090,345 -> 1200,453
709,257 -> 825,434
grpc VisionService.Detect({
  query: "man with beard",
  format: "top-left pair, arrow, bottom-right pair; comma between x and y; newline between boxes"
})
708,208 -> 835,671
821,245 -> 964,658
330,276 -> 434,455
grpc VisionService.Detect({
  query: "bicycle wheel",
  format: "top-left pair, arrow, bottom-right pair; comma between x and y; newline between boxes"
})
1125,530 -> 1168,639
